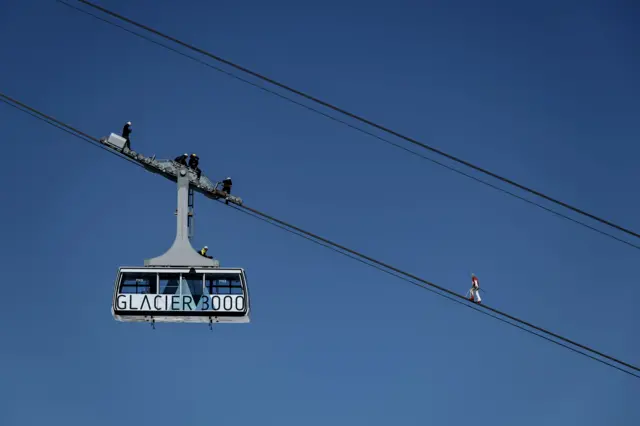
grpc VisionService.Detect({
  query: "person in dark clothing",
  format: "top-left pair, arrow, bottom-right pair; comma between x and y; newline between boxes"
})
222,177 -> 232,194
199,246 -> 212,259
174,153 -> 188,166
188,153 -> 199,168
121,121 -> 132,150
222,177 -> 232,204
188,153 -> 201,179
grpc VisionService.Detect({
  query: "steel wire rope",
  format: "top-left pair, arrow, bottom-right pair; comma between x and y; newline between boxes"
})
53,0 -> 640,253
0,97 -> 144,169
224,202 -> 640,379
66,0 -> 640,243
1,90 -> 639,379
236,202 -> 640,375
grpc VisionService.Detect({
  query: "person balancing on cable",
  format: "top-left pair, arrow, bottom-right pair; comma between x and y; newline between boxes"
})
467,273 -> 482,304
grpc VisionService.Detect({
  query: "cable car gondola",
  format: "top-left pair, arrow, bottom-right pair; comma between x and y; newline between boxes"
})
113,266 -> 249,323
108,143 -> 251,326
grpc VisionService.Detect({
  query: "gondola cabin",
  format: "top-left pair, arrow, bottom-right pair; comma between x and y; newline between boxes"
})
112,267 -> 250,323
105,144 -> 250,327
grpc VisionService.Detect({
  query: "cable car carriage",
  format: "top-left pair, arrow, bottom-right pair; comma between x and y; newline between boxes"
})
113,267 -> 249,325
110,151 -> 250,327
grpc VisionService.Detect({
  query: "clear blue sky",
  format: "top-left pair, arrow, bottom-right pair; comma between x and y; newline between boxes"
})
1,0 -> 639,424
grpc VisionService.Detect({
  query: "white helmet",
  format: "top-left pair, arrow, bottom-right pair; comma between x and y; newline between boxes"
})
127,121 -> 131,125
203,246 -> 208,249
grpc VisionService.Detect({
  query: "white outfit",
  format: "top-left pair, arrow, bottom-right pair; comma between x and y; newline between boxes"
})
470,286 -> 481,303
469,276 -> 481,303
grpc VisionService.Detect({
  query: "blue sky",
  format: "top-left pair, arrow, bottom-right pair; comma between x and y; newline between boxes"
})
1,0 -> 639,424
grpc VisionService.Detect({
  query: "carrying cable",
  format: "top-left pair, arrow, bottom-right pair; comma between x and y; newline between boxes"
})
1,90 -> 639,379
0,96 -> 143,169
235,202 -> 640,377
226,203 -> 639,379
52,0 -> 640,254
63,0 -> 640,245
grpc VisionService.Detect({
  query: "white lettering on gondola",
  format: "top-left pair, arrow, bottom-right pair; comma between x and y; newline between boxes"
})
116,294 -> 245,312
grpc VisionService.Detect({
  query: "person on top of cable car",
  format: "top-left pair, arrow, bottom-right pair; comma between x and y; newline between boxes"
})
199,246 -> 212,259
222,177 -> 232,204
189,153 -> 202,179
468,273 -> 482,304
174,153 -> 188,166
222,177 -> 232,193
121,121 -> 132,150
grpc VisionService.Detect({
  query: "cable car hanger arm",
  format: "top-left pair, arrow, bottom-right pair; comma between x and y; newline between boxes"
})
100,133 -> 243,206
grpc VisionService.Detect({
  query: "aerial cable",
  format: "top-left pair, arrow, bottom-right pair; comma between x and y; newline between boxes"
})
56,1 -> 640,254
226,203 -> 640,379
235,202 -> 640,376
63,0 -> 640,244
1,91 -> 638,379
0,96 -> 144,169
57,0 -> 640,252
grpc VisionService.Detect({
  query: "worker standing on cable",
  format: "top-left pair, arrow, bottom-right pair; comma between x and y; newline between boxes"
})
468,273 -> 482,304
189,153 -> 201,179
121,121 -> 132,150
